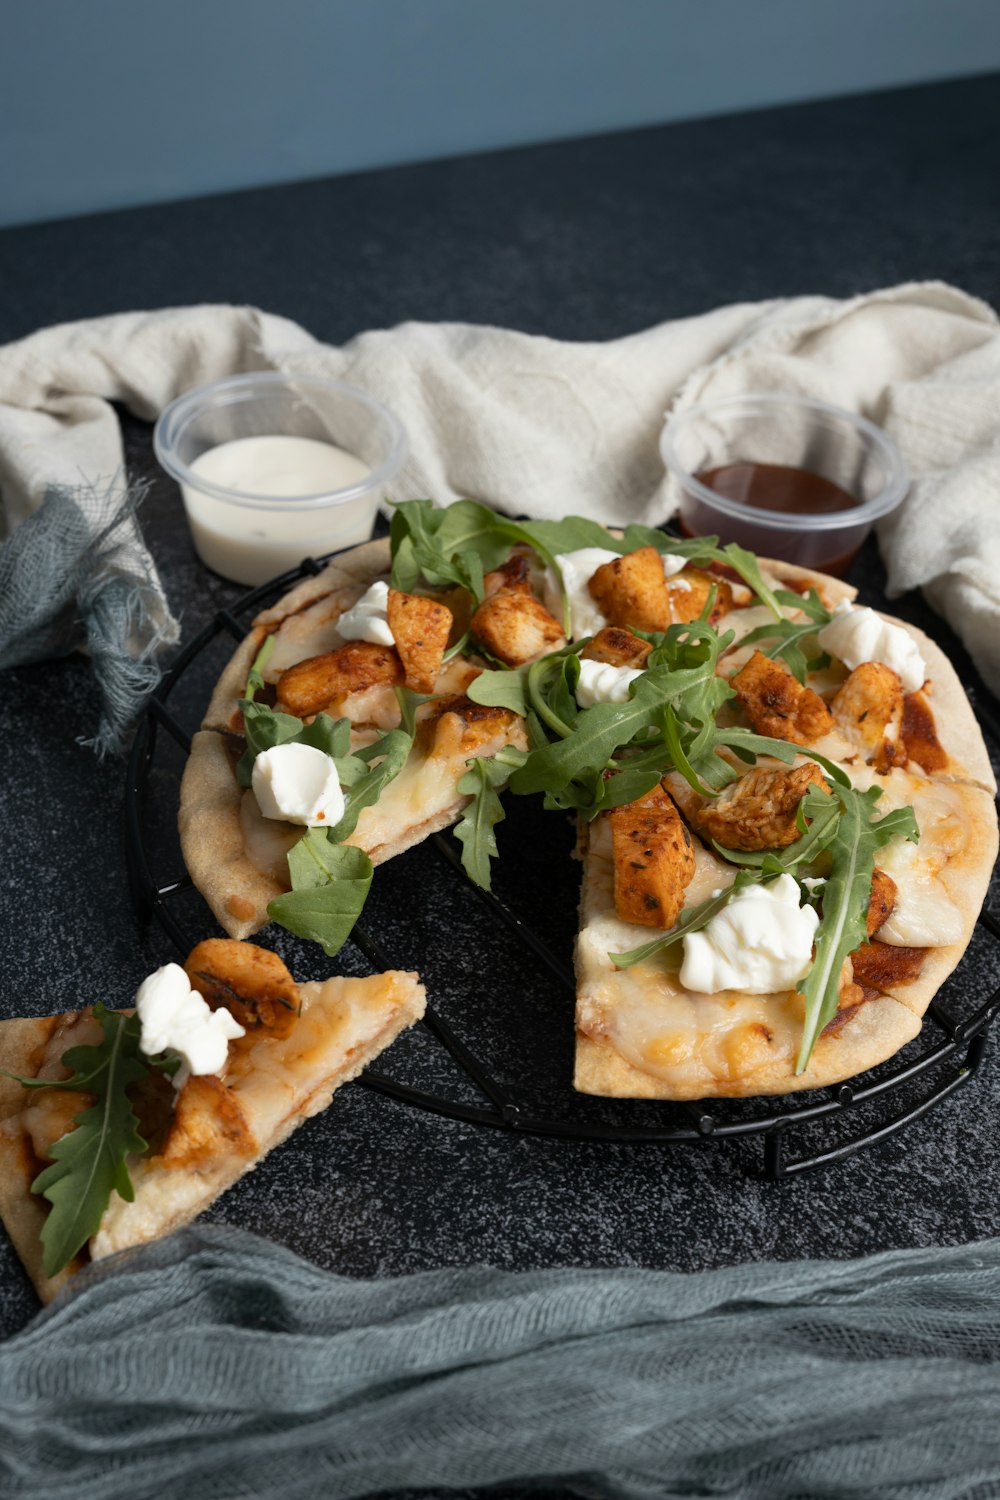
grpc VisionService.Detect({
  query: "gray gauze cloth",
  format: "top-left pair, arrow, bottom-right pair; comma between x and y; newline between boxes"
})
2,280 -> 1000,752
3,1222 -> 1000,1500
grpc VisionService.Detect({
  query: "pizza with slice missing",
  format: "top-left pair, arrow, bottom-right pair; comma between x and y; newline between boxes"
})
0,940 -> 425,1301
178,499 -> 998,1102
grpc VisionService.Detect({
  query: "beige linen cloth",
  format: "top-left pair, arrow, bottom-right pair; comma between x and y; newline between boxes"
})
1,279 -> 999,695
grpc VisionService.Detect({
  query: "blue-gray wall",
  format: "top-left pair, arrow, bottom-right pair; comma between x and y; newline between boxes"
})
4,0 -> 1000,230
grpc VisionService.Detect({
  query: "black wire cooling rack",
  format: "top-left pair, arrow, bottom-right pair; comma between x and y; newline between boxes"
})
125,553 -> 1000,1180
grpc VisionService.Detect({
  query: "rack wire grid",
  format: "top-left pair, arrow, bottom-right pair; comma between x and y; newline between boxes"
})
125,552 -> 1000,1180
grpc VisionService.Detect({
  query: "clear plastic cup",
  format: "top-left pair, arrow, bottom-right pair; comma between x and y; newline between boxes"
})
154,372 -> 408,586
659,393 -> 908,575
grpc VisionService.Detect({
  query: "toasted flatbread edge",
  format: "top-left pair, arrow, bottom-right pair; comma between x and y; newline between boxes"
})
573,993 -> 922,1101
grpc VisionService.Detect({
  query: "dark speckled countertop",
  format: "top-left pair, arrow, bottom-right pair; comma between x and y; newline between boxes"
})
2,72 -> 1000,1493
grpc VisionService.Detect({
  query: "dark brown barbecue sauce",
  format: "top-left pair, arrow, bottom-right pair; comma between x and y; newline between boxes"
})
680,463 -> 865,575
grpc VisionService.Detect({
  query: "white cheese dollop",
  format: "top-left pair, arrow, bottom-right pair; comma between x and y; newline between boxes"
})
680,874 -> 819,995
545,548 -> 619,638
136,963 -> 245,1087
336,580 -> 395,646
252,742 -> 346,827
817,600 -> 926,693
875,836 -> 964,947
575,659 -> 644,708
546,547 -> 690,639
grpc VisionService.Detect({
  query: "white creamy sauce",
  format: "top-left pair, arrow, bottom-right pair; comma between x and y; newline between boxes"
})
817,600 -> 926,693
680,875 -> 819,994
545,548 -> 620,638
575,659 -> 644,708
335,579 -> 395,646
252,742 -> 346,828
182,436 -> 373,587
135,963 -> 245,1087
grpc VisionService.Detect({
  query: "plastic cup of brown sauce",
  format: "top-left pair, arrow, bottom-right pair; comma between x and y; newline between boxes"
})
659,393 -> 908,576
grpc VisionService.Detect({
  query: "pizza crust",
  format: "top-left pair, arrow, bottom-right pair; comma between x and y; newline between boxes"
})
850,779 -> 999,1018
880,612 -> 996,794
180,730 -> 285,940
573,994 -> 922,1101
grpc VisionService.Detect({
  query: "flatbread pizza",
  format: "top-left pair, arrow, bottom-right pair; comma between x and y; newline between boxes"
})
0,941 -> 425,1301
178,499 -> 997,1100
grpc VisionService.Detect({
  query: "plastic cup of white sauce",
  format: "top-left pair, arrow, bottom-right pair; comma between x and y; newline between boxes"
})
154,372 -> 408,586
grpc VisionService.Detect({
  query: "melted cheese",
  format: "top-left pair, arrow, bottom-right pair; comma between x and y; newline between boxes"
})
875,837 -> 964,947
263,585 -> 366,677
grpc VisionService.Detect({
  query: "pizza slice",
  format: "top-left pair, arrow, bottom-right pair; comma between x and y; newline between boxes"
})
565,554 -> 997,1098
573,765 -> 997,1098
181,536 -> 530,943
0,941 -> 425,1302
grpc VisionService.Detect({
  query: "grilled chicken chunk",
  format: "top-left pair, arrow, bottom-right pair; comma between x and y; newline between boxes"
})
867,868 -> 897,937
483,550 -> 534,597
185,939 -> 301,1038
831,662 -> 906,773
159,1074 -> 257,1167
608,782 -> 696,928
849,941 -> 926,988
581,626 -> 653,669
422,695 -> 529,758
588,546 -> 671,633
386,589 -> 452,693
470,588 -> 563,666
275,641 -> 403,719
662,568 -> 735,626
689,762 -> 830,852
731,650 -> 834,746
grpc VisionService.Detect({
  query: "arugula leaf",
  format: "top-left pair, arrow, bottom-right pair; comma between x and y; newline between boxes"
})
610,871 -> 764,969
328,728 -> 413,842
619,525 -> 719,563
510,651 -> 719,798
244,635 -> 275,703
795,787 -> 919,1073
739,588 -> 833,684
268,836 -> 374,956
389,500 -> 508,601
453,756 -> 510,890
712,542 -> 784,618
467,665 -> 531,717
395,685 -> 441,738
236,694 -> 359,790
389,500 -> 722,617
526,649 -> 584,740
237,684 -> 413,952
28,1006 -> 148,1278
236,700 -> 305,785
296,713 -> 352,760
